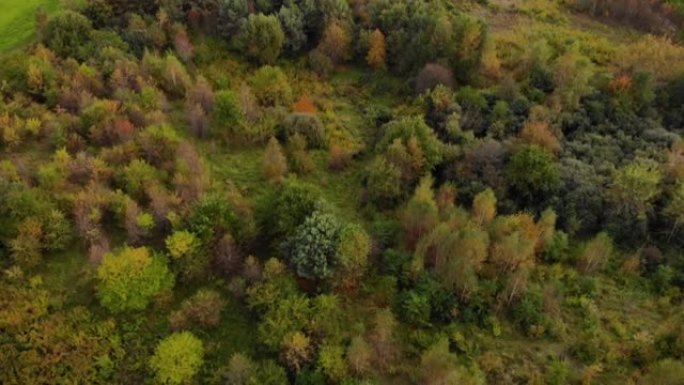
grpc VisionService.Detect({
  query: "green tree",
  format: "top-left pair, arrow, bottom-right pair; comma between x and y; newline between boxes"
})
378,116 -> 443,171
364,156 -> 404,208
250,65 -> 293,107
506,145 -> 560,201
240,13 -> 285,65
608,159 -> 662,242
278,5 -> 307,53
335,224 -> 371,288
288,210 -> 342,280
149,332 -> 204,385
213,90 -> 243,133
96,246 -> 174,313
552,46 -> 594,111
472,188 -> 497,226
218,0 -> 249,40
610,159 -> 662,219
44,11 -> 93,60
577,232 -> 613,275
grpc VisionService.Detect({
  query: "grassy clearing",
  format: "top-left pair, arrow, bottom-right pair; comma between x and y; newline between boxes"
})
0,0 -> 60,54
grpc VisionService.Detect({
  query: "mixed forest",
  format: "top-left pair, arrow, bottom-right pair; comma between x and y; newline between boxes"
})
3,0 -> 684,384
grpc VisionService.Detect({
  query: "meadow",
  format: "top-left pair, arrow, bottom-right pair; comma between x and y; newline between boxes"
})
0,0 -> 59,53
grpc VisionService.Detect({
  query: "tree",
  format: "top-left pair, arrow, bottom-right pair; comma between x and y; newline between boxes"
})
278,5 -> 307,53
506,144 -> 560,202
551,46 -> 594,111
378,116 -> 444,171
218,0 -> 249,40
250,66 -> 293,107
335,224 -> 371,289
225,353 -> 253,385
610,159 -> 662,219
96,246 -> 174,313
44,11 -> 93,60
346,336 -> 372,376
240,13 -> 285,65
415,222 -> 489,299
281,331 -> 312,372
288,210 -> 342,280
419,338 -> 461,385
149,332 -> 204,385
10,217 -> 43,268
608,159 -> 662,242
664,182 -> 684,237
213,90 -> 243,132
366,29 -> 386,71
416,63 -> 454,94
364,156 -> 404,208
263,137 -> 288,184
170,289 -> 225,331
316,21 -> 351,66
401,176 -> 439,250
317,344 -> 347,382
519,120 -> 560,155
472,188 -> 497,226
578,232 -> 613,275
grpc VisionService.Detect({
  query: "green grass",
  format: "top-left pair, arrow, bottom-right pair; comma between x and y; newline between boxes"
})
0,0 -> 60,54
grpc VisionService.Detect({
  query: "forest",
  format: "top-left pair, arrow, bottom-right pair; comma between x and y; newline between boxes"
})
2,0 -> 684,384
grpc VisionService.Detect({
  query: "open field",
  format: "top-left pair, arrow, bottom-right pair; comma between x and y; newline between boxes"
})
0,0 -> 60,53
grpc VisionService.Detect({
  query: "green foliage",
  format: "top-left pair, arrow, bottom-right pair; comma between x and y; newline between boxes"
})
165,230 -> 201,259
278,5 -> 307,52
96,247 -> 174,313
149,332 -> 204,385
240,13 -> 284,65
44,11 -> 93,60
187,194 -> 239,243
214,90 -> 244,133
282,113 -> 326,148
288,210 -> 342,280
250,65 -> 293,106
364,156 -> 404,208
377,116 -> 443,170
506,144 -> 560,201
266,179 -> 321,240
317,344 -> 347,382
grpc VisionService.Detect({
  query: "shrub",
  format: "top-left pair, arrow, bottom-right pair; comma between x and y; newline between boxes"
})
281,113 -> 326,148
149,332 -> 204,385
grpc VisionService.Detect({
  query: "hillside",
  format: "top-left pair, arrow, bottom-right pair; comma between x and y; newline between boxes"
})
1,1 -> 684,384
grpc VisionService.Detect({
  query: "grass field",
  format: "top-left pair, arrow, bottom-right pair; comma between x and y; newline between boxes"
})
0,0 -> 60,53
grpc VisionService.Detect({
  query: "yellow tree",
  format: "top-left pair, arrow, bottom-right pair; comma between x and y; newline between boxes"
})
366,29 -> 386,71
263,137 -> 288,184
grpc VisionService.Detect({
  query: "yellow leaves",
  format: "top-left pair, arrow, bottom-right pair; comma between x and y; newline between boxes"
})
281,331 -> 312,372
366,28 -> 387,71
615,34 -> 684,82
519,120 -> 560,155
97,247 -> 152,282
